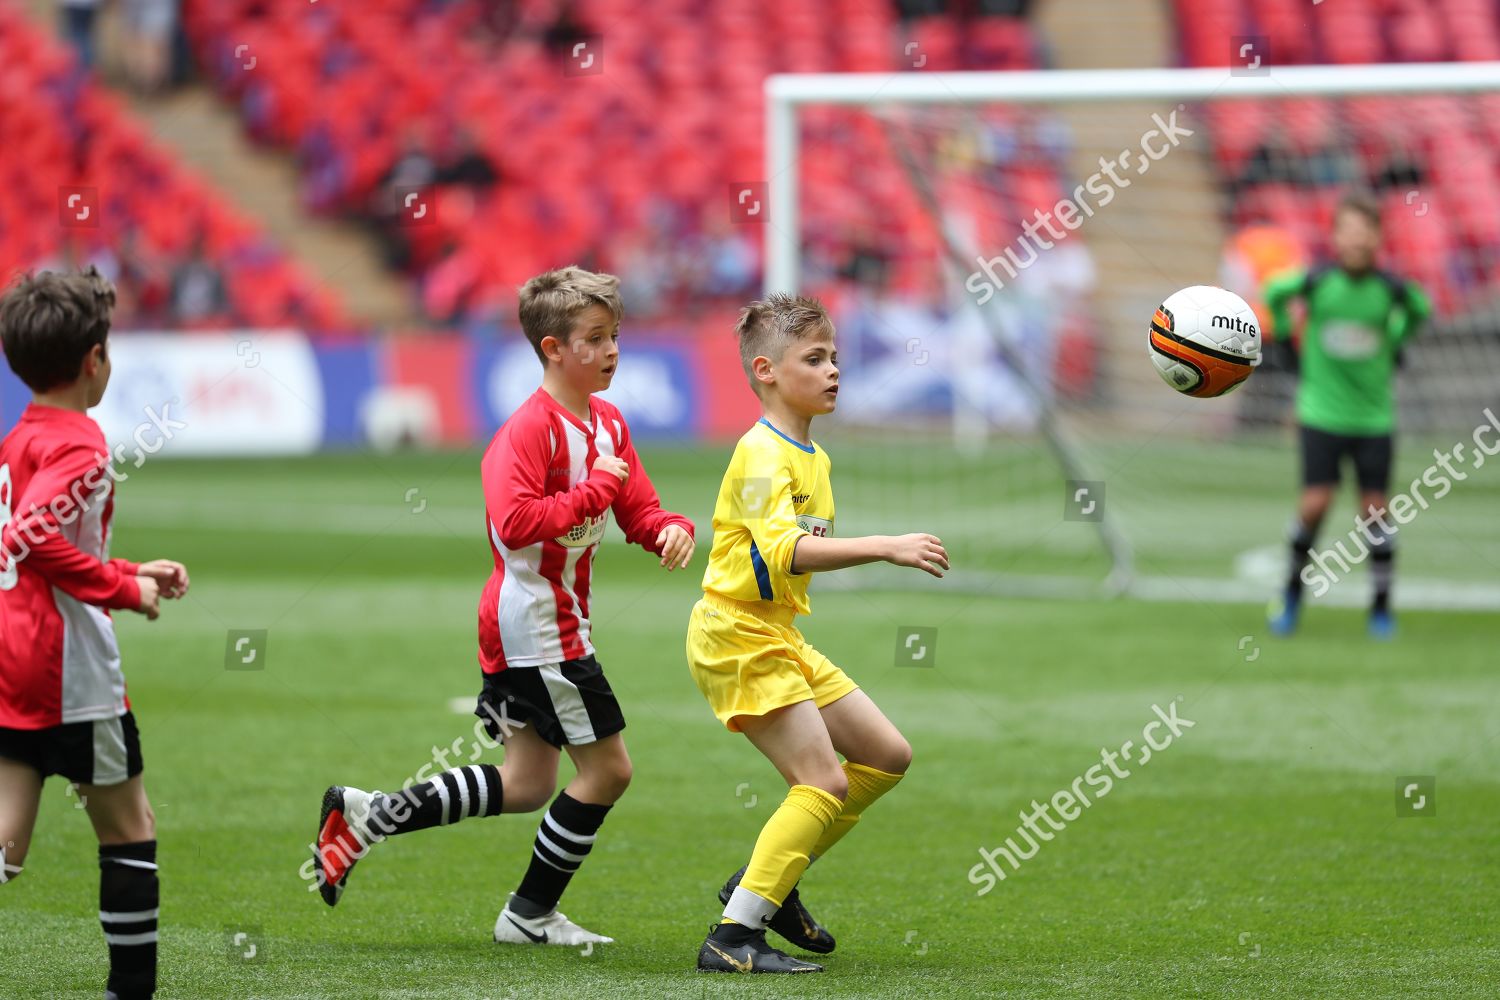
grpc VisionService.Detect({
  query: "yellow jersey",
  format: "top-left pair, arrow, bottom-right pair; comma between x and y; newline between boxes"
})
701,418 -> 835,617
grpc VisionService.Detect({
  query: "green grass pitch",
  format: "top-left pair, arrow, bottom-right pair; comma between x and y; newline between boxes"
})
6,450 -> 1498,998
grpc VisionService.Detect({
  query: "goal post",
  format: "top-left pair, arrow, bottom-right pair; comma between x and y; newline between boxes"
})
763,62 -> 1500,607
766,62 -> 1500,295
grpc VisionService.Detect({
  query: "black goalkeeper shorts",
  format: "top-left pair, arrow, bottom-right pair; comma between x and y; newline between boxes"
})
1300,424 -> 1393,492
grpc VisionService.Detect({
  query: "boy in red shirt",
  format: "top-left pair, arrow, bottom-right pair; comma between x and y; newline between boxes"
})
0,268 -> 190,1000
313,267 -> 695,946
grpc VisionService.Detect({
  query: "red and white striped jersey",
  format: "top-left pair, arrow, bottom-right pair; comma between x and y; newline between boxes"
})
478,388 -> 692,672
0,404 -> 141,730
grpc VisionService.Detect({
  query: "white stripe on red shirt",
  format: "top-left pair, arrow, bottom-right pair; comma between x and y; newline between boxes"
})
477,388 -> 692,672
1,404 -> 140,729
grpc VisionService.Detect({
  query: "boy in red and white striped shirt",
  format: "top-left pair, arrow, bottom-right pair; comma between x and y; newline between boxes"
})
313,267 -> 694,947
0,268 -> 190,1000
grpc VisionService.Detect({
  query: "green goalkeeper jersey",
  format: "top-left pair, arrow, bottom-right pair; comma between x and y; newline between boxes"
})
1263,266 -> 1431,435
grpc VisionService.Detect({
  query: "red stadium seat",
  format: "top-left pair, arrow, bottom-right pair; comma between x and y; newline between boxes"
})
1172,0 -> 1500,321
177,0 -> 1052,321
0,4 -> 347,330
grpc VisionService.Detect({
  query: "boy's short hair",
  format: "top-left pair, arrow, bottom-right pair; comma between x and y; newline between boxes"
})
735,293 -> 835,392
0,267 -> 116,392
517,267 -> 623,363
1335,191 -> 1382,229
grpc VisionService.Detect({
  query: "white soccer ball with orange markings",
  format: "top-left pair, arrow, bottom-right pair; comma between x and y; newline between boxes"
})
1148,285 -> 1261,397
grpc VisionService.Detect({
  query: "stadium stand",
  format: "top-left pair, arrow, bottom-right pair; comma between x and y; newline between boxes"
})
1174,0 -> 1500,314
0,3 -> 348,331
181,0 -> 1050,324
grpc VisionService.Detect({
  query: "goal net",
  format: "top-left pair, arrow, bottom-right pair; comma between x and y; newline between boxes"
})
767,65 -> 1500,608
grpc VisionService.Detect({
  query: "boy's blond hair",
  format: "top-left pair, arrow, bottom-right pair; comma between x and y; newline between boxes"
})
517,266 -> 623,364
734,293 -> 835,394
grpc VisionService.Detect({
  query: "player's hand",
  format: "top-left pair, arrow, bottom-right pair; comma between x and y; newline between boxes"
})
138,559 -> 190,599
887,533 -> 949,578
135,576 -> 162,620
655,524 -> 695,570
593,455 -> 630,482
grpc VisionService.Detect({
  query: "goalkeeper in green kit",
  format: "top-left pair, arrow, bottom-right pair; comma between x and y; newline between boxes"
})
1263,192 -> 1431,640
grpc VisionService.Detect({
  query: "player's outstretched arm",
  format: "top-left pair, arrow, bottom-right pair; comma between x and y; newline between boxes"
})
790,533 -> 948,578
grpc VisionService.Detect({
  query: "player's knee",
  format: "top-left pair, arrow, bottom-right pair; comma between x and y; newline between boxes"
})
503,776 -> 556,813
576,753 -> 632,802
807,768 -> 848,802
604,755 -> 633,796
880,737 -> 913,775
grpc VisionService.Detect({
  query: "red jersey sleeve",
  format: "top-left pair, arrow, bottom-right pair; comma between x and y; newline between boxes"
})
2,443 -> 140,611
485,412 -> 624,551
608,415 -> 694,554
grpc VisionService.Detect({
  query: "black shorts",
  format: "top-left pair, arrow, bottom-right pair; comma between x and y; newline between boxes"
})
1300,424 -> 1394,491
0,711 -> 143,786
475,655 -> 625,749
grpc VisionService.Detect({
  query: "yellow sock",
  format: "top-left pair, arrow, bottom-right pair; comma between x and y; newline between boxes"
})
735,784 -> 843,911
809,762 -> 905,860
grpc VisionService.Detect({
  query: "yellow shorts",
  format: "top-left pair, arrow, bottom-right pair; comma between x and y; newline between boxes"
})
685,592 -> 859,732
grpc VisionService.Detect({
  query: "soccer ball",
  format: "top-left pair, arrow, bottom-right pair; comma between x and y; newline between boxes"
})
1148,285 -> 1261,397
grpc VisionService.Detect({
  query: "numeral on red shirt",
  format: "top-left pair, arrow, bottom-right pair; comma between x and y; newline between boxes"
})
0,464 -> 16,591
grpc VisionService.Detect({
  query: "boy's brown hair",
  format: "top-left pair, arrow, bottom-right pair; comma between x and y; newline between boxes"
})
517,266 -> 623,364
1335,190 -> 1382,229
0,267 -> 116,392
735,293 -> 835,393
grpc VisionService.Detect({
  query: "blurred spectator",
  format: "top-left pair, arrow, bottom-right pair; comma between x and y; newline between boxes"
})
614,234 -> 670,318
436,124 -> 499,191
1221,219 -> 1305,427
537,1 -> 592,54
1220,219 -> 1305,330
169,231 -> 230,326
58,0 -> 103,71
1232,139 -> 1301,193
121,0 -> 179,95
896,0 -> 948,18
33,234 -> 120,288
379,127 -> 439,199
372,127 -> 438,270
978,0 -> 1032,14
838,223 -> 893,292
695,214 -> 758,298
1368,134 -> 1425,195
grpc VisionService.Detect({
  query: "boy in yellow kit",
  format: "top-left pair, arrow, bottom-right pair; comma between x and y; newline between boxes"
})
686,294 -> 950,974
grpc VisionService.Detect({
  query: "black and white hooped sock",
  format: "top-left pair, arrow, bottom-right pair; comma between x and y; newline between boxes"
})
99,840 -> 158,999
